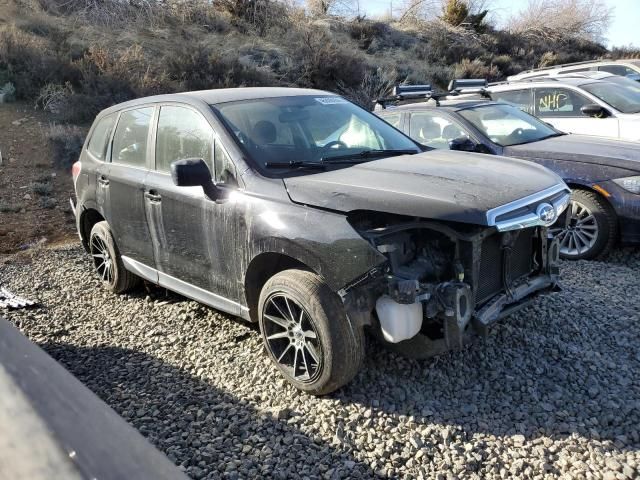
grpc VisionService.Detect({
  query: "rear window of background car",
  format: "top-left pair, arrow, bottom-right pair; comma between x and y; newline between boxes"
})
87,114 -> 116,161
156,106 -> 214,172
112,107 -> 154,168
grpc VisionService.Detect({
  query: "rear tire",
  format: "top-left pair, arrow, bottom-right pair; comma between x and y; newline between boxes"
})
89,221 -> 140,294
551,189 -> 617,260
258,269 -> 364,395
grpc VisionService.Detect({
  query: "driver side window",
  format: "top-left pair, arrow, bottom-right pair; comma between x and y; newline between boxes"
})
409,112 -> 469,149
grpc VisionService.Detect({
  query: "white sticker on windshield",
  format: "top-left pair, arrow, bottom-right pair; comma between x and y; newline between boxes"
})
315,97 -> 348,105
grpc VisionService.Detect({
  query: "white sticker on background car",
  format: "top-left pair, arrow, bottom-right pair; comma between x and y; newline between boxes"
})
315,97 -> 349,105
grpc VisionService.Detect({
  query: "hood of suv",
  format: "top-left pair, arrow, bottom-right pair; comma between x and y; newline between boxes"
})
283,151 -> 562,226
503,134 -> 640,173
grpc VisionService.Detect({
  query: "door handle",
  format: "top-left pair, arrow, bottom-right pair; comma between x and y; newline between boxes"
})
98,175 -> 109,186
144,190 -> 161,203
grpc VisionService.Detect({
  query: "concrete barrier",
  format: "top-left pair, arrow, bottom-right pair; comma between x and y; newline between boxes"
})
0,318 -> 190,480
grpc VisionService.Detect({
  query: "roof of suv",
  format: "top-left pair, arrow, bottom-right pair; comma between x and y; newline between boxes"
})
98,87 -> 334,117
491,76 -> 600,89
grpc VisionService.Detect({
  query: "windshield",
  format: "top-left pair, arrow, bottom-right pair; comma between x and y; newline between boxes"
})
580,81 -> 640,114
212,95 -> 420,172
458,104 -> 560,146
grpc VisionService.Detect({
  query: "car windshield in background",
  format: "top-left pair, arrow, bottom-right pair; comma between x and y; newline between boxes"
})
459,104 -> 560,146
212,95 -> 420,171
580,82 -> 640,114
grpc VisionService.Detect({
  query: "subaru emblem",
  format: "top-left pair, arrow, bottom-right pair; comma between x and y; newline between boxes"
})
536,203 -> 557,225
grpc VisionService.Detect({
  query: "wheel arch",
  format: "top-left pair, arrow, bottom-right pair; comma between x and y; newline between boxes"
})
79,208 -> 106,252
244,252 -> 315,323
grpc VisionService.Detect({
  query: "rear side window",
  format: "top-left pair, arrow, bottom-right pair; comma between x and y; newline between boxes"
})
112,107 -> 154,167
598,65 -> 637,76
87,114 -> 116,160
155,106 -> 214,172
534,88 -> 590,117
491,90 -> 532,113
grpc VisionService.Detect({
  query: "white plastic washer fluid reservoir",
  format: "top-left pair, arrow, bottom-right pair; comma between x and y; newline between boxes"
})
375,295 -> 423,343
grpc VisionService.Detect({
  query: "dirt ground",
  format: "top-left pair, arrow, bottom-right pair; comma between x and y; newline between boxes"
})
0,102 -> 78,259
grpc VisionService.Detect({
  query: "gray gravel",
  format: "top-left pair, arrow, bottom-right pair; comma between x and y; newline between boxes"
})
1,244 -> 639,479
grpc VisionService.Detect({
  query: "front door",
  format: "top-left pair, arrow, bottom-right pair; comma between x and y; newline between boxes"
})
105,106 -> 155,268
144,104 -> 242,304
534,87 -> 619,138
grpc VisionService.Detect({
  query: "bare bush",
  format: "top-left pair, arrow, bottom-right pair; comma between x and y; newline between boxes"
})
46,124 -> 86,170
36,82 -> 74,114
337,67 -> 399,109
454,58 -> 499,80
507,0 -> 613,43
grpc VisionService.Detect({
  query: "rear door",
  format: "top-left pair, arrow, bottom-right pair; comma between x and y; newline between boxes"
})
105,106 -> 156,268
533,87 -> 619,137
83,113 -> 117,214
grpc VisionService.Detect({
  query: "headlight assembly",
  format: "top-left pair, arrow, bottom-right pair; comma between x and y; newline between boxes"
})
613,176 -> 640,194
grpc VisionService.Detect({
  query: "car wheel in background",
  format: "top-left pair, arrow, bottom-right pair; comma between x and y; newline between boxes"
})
550,189 -> 617,260
258,269 -> 364,395
89,221 -> 141,294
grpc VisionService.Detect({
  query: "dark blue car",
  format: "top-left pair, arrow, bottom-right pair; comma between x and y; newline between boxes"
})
378,94 -> 640,260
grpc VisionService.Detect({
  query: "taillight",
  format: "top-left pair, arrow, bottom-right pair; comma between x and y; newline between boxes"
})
71,161 -> 82,188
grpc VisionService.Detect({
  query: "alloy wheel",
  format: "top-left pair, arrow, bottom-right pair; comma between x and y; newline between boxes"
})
90,235 -> 114,284
550,200 -> 599,257
262,294 -> 322,383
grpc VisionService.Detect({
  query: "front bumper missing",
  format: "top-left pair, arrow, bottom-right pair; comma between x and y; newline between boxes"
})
472,273 -> 560,336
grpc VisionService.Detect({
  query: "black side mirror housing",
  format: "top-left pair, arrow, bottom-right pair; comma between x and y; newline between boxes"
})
170,158 -> 218,199
581,104 -> 610,118
449,136 -> 476,152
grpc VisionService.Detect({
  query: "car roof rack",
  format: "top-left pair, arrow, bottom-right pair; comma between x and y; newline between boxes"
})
516,59 -> 603,75
374,79 -> 490,110
374,84 -> 435,109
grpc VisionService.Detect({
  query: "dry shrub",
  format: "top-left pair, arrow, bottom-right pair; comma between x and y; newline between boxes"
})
337,68 -> 398,110
46,124 -> 87,169
454,58 -> 500,81
165,45 -> 271,91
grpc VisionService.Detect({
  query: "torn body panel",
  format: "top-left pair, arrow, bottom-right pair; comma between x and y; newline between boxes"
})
339,212 -> 560,356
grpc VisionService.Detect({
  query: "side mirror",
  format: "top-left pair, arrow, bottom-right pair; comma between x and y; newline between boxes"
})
170,158 -> 218,199
580,104 -> 610,118
449,136 -> 476,152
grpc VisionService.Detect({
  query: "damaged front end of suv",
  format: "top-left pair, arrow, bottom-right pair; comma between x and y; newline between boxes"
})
338,186 -> 569,357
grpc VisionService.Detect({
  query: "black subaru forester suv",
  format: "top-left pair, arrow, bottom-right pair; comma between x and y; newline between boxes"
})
71,87 -> 569,394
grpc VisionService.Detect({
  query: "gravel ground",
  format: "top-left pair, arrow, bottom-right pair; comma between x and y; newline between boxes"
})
1,243 -> 639,479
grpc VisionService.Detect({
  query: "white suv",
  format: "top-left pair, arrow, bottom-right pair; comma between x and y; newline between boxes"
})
488,75 -> 640,141
508,59 -> 640,82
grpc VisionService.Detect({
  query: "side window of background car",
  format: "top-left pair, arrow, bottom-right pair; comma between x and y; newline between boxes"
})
492,90 -> 532,114
598,65 -> 637,76
214,140 -> 237,186
383,113 -> 402,129
409,112 -> 468,149
534,88 -> 590,117
87,114 -> 116,161
156,106 -> 214,172
112,107 -> 154,167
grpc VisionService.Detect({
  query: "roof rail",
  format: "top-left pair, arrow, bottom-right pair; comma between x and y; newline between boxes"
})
517,59 -> 604,75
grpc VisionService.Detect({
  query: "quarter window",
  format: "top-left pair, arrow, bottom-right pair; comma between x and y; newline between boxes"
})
112,107 -> 154,167
156,106 -> 214,172
87,114 -> 116,161
214,140 -> 237,185
409,112 -> 469,149
383,113 -> 402,129
598,65 -> 637,76
534,88 -> 590,117
491,90 -> 532,114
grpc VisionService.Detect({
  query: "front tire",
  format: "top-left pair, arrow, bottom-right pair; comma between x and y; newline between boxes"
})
258,269 -> 364,395
550,189 -> 617,260
89,221 -> 140,293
